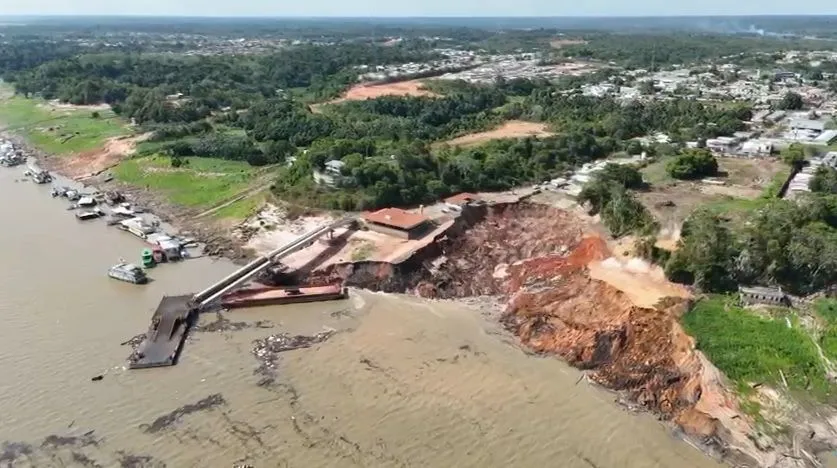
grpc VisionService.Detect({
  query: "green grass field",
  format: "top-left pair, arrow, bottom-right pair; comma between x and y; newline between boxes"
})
211,192 -> 267,219
640,157 -> 674,186
0,87 -> 128,154
682,296 -> 832,400
814,298 -> 837,362
113,155 -> 257,209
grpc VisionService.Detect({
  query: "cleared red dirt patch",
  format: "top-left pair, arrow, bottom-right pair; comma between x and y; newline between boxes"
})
52,133 -> 149,180
443,121 -> 554,147
327,79 -> 439,105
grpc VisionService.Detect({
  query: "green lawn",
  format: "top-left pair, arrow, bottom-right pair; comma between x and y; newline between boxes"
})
0,89 -> 128,154
640,157 -> 674,186
113,155 -> 256,209
682,296 -> 832,400
814,298 -> 837,362
211,192 -> 266,219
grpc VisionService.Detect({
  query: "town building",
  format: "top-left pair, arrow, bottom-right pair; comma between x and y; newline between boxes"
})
738,139 -> 774,157
739,286 -> 790,307
813,130 -> 837,146
706,136 -> 738,153
790,118 -> 826,134
362,208 -> 430,240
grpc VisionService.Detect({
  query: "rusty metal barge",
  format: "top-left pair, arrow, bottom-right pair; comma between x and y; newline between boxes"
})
128,295 -> 197,369
221,284 -> 348,309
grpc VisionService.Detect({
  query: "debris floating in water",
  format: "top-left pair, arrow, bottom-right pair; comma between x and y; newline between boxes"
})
252,331 -> 335,385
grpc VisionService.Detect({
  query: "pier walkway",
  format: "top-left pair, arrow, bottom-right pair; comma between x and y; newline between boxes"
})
128,217 -> 357,369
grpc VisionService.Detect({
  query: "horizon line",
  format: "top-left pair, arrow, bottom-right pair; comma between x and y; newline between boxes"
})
2,13 -> 837,19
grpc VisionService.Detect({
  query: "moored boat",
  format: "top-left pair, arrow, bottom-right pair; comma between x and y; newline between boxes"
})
108,262 -> 148,284
141,249 -> 156,268
75,208 -> 104,220
221,284 -> 348,309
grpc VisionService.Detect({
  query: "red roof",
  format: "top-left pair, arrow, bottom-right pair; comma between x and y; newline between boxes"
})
362,208 -> 429,231
444,192 -> 481,205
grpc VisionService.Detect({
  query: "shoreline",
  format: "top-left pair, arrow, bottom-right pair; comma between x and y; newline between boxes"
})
0,130 -> 255,262
3,128 -> 832,468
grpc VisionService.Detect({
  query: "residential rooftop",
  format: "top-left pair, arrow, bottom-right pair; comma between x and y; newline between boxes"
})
362,208 -> 429,231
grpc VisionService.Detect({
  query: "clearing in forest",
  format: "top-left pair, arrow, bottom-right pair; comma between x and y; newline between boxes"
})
549,38 -> 588,49
0,85 -> 129,154
443,120 -> 554,147
638,156 -> 789,242
316,80 -> 440,110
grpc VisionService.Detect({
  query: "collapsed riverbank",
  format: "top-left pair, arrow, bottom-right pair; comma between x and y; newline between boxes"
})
298,201 -> 837,468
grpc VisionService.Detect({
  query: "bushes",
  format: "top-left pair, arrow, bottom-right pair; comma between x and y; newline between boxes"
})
665,210 -> 737,292
148,121 -> 212,141
578,163 -> 656,238
161,134 -> 283,167
665,148 -> 718,180
669,195 -> 837,295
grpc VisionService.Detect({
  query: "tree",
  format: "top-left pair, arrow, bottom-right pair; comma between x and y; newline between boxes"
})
665,149 -> 718,180
777,91 -> 804,110
665,210 -> 738,292
781,143 -> 805,168
639,80 -> 656,95
810,167 -> 837,194
597,163 -> 645,189
578,164 -> 654,238
625,140 -> 644,155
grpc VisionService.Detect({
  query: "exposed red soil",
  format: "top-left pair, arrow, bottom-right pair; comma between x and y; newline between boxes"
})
443,120 -> 553,147
301,202 -> 774,465
50,134 -> 149,180
312,80 -> 439,112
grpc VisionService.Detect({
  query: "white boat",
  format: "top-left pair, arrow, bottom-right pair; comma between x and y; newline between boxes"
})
111,205 -> 135,218
108,263 -> 148,284
118,217 -> 156,239
78,196 -> 97,207
76,208 -> 103,220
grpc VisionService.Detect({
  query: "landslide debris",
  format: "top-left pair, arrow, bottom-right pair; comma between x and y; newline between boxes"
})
303,201 -> 818,465
415,203 -> 584,298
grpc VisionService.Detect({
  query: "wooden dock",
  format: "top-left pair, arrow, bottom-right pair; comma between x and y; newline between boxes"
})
129,295 -> 196,369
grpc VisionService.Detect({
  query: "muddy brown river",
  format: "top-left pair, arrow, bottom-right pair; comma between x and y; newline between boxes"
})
0,167 -> 722,467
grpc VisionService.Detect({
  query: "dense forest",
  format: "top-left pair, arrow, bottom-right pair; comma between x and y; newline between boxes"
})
0,26 -> 762,213
558,34 -> 837,69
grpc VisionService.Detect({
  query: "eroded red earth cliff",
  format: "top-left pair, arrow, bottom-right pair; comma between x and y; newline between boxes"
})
306,203 -> 785,466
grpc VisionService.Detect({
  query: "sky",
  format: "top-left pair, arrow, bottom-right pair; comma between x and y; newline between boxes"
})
1,0 -> 836,18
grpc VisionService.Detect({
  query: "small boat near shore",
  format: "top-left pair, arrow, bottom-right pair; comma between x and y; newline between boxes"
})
76,208 -> 104,220
108,262 -> 148,284
221,284 -> 348,309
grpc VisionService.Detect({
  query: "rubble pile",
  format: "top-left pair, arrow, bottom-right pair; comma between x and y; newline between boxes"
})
415,203 -> 583,298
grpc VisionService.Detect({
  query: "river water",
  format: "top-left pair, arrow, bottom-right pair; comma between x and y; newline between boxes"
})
0,166 -> 722,467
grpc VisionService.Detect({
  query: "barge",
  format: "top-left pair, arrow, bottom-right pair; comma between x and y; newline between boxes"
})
129,295 -> 196,369
221,284 -> 348,309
